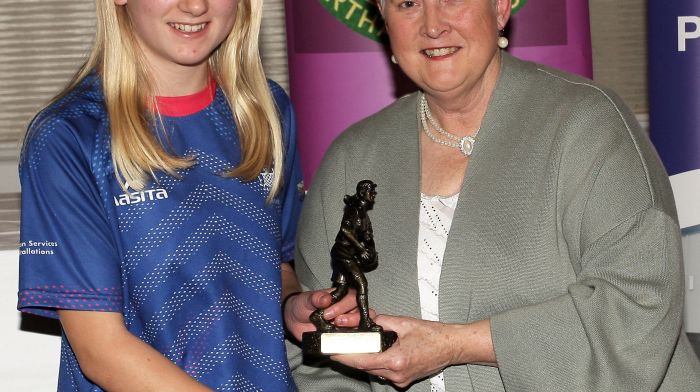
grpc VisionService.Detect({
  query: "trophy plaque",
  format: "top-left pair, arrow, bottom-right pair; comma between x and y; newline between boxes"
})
302,180 -> 397,356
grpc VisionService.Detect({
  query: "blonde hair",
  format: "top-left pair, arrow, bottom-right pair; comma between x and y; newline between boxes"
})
52,0 -> 283,200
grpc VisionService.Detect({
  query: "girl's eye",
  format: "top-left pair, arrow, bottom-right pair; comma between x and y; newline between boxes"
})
399,1 -> 416,8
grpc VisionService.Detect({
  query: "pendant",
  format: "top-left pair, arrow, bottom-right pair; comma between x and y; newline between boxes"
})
459,136 -> 475,156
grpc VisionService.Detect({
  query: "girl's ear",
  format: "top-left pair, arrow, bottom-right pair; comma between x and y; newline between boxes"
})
114,0 -> 127,5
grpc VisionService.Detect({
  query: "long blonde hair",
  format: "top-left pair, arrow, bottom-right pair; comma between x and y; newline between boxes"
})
54,0 -> 283,200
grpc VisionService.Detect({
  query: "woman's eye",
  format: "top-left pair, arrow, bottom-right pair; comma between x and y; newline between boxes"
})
399,1 -> 416,8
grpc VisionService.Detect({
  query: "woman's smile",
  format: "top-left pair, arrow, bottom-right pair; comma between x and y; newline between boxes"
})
423,46 -> 461,59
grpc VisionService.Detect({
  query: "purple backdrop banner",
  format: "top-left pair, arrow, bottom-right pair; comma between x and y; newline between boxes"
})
649,0 -> 700,229
286,0 -> 592,183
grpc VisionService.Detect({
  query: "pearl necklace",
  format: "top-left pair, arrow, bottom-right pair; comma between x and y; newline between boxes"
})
419,93 -> 480,157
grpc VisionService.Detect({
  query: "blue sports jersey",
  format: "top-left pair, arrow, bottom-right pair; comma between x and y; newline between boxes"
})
18,75 -> 303,391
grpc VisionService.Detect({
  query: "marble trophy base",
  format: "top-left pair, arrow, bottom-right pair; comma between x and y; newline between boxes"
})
302,328 -> 397,356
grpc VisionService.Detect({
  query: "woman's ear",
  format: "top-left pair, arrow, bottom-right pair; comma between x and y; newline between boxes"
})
376,0 -> 389,33
496,0 -> 512,30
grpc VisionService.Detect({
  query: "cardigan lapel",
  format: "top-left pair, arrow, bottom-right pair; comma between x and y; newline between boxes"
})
366,94 -> 424,320
439,53 -> 536,324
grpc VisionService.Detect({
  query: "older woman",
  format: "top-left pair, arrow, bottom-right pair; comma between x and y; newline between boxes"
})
283,0 -> 700,391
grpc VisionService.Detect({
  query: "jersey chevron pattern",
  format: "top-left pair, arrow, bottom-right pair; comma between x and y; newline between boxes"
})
18,75 -> 302,391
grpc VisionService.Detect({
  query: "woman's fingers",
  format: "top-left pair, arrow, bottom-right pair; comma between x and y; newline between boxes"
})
329,315 -> 458,389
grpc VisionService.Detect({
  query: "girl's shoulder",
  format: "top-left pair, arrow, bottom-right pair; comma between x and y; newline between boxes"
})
266,79 -> 291,111
21,75 -> 110,171
26,75 -> 108,144
265,79 -> 296,145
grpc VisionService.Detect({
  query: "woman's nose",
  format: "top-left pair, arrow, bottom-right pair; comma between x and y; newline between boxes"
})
421,3 -> 450,39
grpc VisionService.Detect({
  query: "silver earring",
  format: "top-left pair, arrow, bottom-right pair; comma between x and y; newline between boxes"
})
497,33 -> 509,49
391,55 -> 398,64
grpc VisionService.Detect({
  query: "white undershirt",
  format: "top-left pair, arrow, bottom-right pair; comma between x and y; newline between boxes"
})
418,192 -> 459,392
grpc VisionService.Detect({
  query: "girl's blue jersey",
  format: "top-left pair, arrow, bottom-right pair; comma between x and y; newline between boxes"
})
18,75 -> 303,391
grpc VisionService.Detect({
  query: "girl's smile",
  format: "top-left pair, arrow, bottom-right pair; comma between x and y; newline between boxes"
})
115,0 -> 238,95
168,22 -> 208,34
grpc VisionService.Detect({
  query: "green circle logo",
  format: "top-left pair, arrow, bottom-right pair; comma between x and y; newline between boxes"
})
320,0 -> 527,43
511,0 -> 528,14
319,0 -> 385,43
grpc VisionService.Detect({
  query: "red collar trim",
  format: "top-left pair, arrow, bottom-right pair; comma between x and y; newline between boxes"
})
153,77 -> 217,117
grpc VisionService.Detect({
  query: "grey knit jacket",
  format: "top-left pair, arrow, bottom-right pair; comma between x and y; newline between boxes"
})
287,53 -> 700,391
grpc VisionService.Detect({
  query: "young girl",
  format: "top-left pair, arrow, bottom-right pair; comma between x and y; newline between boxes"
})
17,1 -> 303,390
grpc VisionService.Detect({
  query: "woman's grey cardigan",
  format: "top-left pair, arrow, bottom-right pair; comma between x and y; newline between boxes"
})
287,53 -> 700,391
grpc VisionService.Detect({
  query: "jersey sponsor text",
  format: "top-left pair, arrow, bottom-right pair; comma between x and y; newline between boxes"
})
114,188 -> 169,206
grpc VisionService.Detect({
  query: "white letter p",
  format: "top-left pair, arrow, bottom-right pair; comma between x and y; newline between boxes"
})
679,16 -> 700,52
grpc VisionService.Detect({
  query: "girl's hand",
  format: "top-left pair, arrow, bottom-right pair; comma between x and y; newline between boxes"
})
283,288 -> 369,341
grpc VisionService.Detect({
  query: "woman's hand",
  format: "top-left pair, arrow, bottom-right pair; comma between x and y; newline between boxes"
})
330,315 -> 496,388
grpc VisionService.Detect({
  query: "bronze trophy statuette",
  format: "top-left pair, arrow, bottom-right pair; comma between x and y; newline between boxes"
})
302,180 -> 397,356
